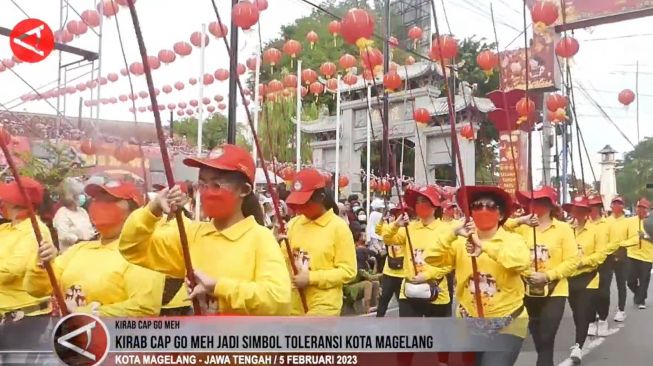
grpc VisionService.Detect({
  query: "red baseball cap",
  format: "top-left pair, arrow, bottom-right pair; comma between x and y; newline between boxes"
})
456,185 -> 513,222
85,181 -> 144,206
442,200 -> 457,209
611,196 -> 625,204
562,196 -> 590,212
0,176 -> 44,207
286,168 -> 326,206
516,186 -> 558,207
405,185 -> 441,208
636,198 -> 651,209
183,144 -> 255,185
587,194 -> 603,206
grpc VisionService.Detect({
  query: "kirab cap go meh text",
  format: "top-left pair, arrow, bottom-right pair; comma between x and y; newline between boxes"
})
85,180 -> 144,206
183,144 -> 256,185
286,168 -> 326,206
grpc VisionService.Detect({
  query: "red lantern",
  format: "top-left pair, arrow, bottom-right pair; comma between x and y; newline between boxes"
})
189,100 -> 198,107
1,59 -> 15,69
160,85 -> 171,94
408,26 -> 423,48
338,176 -> 349,188
389,36 -> 399,48
618,89 -> 635,106
176,110 -> 184,116
413,108 -> 430,124
81,10 -> 101,27
405,55 -> 415,65
362,69 -> 374,81
301,86 -> 308,97
168,103 -> 176,110
237,63 -> 246,75
55,29 -> 74,44
214,68 -> 229,81
0,128 -> 12,146
383,71 -> 402,92
202,97 -> 211,105
267,79 -> 283,93
174,82 -> 184,91
129,62 -> 144,76
341,8 -> 375,48
138,91 -> 149,99
232,0 -> 259,30
460,124 -> 474,140
120,68 -> 128,76
339,53 -> 357,71
147,55 -> 161,70
207,105 -> 216,113
186,109 -> 194,116
546,93 -> 567,112
328,20 -> 341,46
203,73 -> 215,85
283,40 -> 302,64
531,1 -> 559,26
128,93 -> 137,100
325,78 -> 338,92
262,48 -> 282,71
555,37 -> 579,58
214,95 -> 224,102
246,56 -> 258,70
430,36 -> 458,60
80,139 -> 97,155
208,21 -> 228,38
189,77 -> 197,85
190,32 -> 209,48
106,73 -> 119,82
118,94 -> 128,102
76,83 -> 87,92
254,0 -> 268,11
476,50 -> 498,75
115,0 -> 137,6
178,102 -> 187,109
301,69 -> 318,85
516,97 -> 536,123
381,179 -> 391,193
343,73 -> 357,86
360,47 -> 383,70
283,74 -> 298,88
306,31 -> 319,49
98,0 -> 119,17
218,103 -> 226,110
309,81 -> 324,97
173,41 -> 192,56
370,178 -> 379,192
114,144 -> 136,163
67,20 -> 88,37
158,49 -> 176,64
109,97 -> 117,104
319,62 -> 337,78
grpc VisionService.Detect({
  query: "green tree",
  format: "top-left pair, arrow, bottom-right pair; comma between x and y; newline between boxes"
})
14,140 -> 86,194
616,138 -> 653,205
172,113 -> 250,150
257,98 -> 312,163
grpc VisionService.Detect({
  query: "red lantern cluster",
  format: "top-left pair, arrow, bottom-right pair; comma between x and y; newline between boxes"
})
546,93 -> 568,123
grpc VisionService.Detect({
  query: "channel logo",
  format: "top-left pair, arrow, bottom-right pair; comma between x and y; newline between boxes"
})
52,313 -> 110,366
9,18 -> 55,63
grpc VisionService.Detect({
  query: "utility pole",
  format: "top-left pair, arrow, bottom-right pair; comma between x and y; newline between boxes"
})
381,0 -> 391,177
636,60 -> 640,143
227,0 -> 239,144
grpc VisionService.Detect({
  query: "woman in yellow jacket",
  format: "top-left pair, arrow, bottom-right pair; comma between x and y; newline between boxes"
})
26,181 -> 164,317
507,186 -> 578,366
0,177 -> 51,322
283,168 -> 356,315
382,185 -> 452,318
425,185 -> 530,366
374,206 -> 408,317
119,144 -> 291,315
623,198 -> 653,309
561,196 -> 609,363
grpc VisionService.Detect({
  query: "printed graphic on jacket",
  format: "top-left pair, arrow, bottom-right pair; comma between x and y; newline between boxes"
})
293,248 -> 311,271
577,243 -> 585,257
466,272 -> 498,309
531,244 -> 550,271
413,248 -> 425,273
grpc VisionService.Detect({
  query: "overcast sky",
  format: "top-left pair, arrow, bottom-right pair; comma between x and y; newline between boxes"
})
1,0 -> 651,185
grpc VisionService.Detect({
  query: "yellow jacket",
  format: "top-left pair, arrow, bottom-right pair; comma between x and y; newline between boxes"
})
156,217 -> 190,310
505,219 -> 579,297
285,210 -> 357,316
0,219 -> 51,314
570,223 -> 607,289
375,221 -> 405,278
24,239 -> 164,316
119,207 -> 291,316
382,219 -> 452,305
622,216 -> 653,263
608,214 -> 630,251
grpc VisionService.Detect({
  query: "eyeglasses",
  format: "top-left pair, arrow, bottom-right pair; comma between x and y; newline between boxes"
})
470,201 -> 498,211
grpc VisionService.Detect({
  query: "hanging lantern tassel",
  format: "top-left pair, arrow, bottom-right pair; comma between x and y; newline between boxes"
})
554,107 -> 567,122
333,35 -> 337,47
356,37 -> 374,51
534,21 -> 548,35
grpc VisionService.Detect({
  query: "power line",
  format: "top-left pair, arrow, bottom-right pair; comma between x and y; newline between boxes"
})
580,33 -> 653,42
10,0 -> 30,18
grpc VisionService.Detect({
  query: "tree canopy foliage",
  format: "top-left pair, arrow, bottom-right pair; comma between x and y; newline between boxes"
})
172,113 -> 250,151
617,138 -> 653,205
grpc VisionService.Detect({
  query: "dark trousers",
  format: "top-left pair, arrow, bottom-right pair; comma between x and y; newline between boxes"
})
614,255 -> 628,311
627,257 -> 652,305
376,275 -> 402,317
446,272 -> 455,317
398,299 -> 449,317
568,275 -> 597,347
474,334 -> 524,366
596,261 -> 613,320
524,296 -> 566,366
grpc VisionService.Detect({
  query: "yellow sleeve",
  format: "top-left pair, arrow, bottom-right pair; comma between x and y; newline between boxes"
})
119,207 -> 187,278
580,231 -> 608,269
621,219 -> 641,248
502,218 -> 520,232
308,223 -> 357,290
23,242 -> 82,298
78,264 -> 165,317
374,221 -> 384,237
422,263 -> 452,281
545,226 -> 579,281
482,235 -> 530,272
0,223 -> 50,285
382,223 -> 407,245
423,229 -> 458,267
214,231 -> 291,315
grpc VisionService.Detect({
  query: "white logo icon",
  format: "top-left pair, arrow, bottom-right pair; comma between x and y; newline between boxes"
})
13,25 -> 46,57
57,321 -> 97,360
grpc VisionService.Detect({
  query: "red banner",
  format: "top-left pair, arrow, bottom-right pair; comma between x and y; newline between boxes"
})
498,130 -> 528,195
563,0 -> 653,24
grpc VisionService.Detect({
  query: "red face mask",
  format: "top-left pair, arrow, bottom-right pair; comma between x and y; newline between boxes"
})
571,207 -> 589,221
471,209 -> 500,231
532,203 -> 550,217
612,204 -> 624,215
590,207 -> 601,221
200,187 -> 239,220
637,207 -> 648,219
443,207 -> 455,218
294,201 -> 324,220
89,201 -> 128,236
415,202 -> 435,220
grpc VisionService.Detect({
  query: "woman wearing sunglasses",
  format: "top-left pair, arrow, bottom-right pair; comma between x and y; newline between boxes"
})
382,185 -> 452,318
25,181 -> 165,316
119,144 -> 291,315
283,168 -> 356,315
425,185 -> 530,366
506,186 -> 578,366
561,196 -> 609,364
